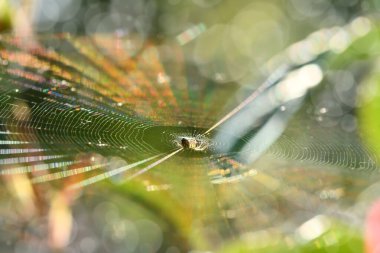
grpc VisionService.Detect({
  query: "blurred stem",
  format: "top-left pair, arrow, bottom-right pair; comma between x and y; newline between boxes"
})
10,0 -> 35,37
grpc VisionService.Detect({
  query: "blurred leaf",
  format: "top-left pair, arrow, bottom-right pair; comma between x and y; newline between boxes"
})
0,0 -> 11,32
219,221 -> 363,253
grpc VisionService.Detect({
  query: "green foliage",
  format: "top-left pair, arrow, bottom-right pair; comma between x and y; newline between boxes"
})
219,222 -> 363,253
0,0 -> 11,32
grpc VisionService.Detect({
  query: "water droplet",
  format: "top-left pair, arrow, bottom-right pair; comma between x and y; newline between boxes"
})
319,107 -> 327,114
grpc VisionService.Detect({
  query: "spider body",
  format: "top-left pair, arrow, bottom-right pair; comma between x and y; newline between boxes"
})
178,136 -> 209,151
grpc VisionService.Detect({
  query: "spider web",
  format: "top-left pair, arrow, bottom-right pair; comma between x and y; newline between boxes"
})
0,25 -> 378,251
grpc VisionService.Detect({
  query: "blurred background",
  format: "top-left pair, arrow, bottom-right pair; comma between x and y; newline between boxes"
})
1,0 -> 380,253
0,0 -> 370,83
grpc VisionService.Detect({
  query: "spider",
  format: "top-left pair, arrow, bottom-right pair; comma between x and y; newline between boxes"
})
178,136 -> 209,151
